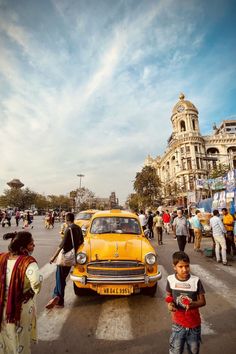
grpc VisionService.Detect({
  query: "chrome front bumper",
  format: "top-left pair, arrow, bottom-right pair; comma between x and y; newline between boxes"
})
70,271 -> 162,285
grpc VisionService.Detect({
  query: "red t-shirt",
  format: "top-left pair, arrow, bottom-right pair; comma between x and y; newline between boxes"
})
162,213 -> 171,223
166,274 -> 205,328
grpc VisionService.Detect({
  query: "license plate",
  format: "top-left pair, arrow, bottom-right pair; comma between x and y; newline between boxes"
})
99,286 -> 133,295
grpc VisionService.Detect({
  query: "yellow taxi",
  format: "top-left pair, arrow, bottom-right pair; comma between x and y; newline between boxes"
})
74,209 -> 98,233
70,209 -> 162,296
60,209 -> 97,237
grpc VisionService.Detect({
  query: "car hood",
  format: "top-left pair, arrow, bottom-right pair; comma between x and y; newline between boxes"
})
88,234 -> 143,261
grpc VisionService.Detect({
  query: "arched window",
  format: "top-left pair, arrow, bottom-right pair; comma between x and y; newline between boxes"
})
180,120 -> 186,132
192,119 -> 195,130
227,146 -> 236,153
207,147 -> 219,154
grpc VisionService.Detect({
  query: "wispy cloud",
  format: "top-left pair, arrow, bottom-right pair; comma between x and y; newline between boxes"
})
0,0 -> 235,203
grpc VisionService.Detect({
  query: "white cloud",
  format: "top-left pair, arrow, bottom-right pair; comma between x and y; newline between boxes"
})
0,0 -> 235,204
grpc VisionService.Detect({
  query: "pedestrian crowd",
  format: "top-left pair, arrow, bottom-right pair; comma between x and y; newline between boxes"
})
0,209 -> 34,229
137,206 -> 236,266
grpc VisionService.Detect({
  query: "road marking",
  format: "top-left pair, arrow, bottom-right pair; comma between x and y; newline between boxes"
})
158,265 -> 216,335
95,297 -> 133,340
38,280 -> 75,341
191,264 -> 235,309
215,264 -> 236,276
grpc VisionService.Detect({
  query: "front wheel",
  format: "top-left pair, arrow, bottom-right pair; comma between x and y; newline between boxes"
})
73,283 -> 91,296
142,283 -> 157,297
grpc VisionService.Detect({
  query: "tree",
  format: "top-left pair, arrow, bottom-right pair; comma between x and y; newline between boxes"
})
133,166 -> 162,209
0,188 -> 37,210
208,163 -> 230,179
72,187 -> 95,211
126,193 -> 140,212
47,195 -> 71,210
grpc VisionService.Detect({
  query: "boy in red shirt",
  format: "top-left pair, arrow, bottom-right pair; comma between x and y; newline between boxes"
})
166,251 -> 206,354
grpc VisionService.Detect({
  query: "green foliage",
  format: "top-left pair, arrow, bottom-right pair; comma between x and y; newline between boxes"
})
0,188 -> 36,209
133,165 -> 162,209
0,188 -> 71,211
126,193 -> 139,212
208,163 -> 230,179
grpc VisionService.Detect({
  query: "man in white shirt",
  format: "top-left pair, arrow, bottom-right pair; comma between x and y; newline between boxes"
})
210,209 -> 228,265
138,210 -> 147,231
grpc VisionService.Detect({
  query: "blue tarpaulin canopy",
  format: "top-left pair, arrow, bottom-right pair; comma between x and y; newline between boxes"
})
197,198 -> 213,212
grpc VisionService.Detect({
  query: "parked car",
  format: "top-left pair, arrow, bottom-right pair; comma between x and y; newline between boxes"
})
59,209 -> 98,237
74,209 -> 98,234
70,209 -> 162,296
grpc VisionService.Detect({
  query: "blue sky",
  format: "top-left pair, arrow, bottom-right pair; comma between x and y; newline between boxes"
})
0,0 -> 236,204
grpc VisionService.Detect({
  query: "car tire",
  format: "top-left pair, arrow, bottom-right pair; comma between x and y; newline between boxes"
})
73,283 -> 91,296
142,283 -> 157,297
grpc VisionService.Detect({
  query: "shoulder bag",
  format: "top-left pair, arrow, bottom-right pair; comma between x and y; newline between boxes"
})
56,228 -> 76,267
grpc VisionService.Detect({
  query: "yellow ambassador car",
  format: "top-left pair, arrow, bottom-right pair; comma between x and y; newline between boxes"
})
60,209 -> 97,237
74,209 -> 98,234
70,209 -> 162,296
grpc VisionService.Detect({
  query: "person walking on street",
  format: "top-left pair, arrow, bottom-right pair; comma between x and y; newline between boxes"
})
192,210 -> 204,252
210,210 -> 228,265
23,211 -> 33,229
45,212 -> 84,309
147,210 -> 154,239
166,251 -> 206,354
15,210 -> 21,227
0,231 -> 43,354
172,209 -> 189,252
187,214 -> 195,243
163,210 -> 171,234
139,210 -> 147,232
154,211 -> 164,245
222,208 -> 236,257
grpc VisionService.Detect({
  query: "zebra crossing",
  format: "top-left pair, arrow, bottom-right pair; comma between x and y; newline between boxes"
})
37,261 -> 235,342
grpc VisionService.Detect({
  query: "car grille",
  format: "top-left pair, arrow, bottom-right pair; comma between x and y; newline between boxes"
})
87,261 -> 145,276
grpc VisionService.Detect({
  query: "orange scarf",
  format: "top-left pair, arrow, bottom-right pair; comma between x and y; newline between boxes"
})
0,252 -> 36,329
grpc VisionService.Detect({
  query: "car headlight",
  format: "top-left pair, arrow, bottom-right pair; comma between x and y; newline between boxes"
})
145,253 -> 157,265
76,252 -> 87,264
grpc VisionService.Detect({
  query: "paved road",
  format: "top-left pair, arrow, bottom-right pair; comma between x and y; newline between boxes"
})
0,216 -> 235,354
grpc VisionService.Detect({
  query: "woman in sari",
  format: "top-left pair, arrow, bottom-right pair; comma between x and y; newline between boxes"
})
0,231 -> 43,354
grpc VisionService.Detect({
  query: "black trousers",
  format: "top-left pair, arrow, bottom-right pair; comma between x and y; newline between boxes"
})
226,231 -> 236,255
176,235 -> 187,252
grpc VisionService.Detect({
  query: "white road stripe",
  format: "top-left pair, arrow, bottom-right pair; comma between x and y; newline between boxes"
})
190,264 -> 236,309
95,297 -> 133,340
38,263 -> 229,341
215,263 -> 236,276
38,280 -> 76,341
158,265 -> 216,335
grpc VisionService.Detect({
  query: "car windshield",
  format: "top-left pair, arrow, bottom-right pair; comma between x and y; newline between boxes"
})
75,212 -> 93,220
90,217 -> 141,235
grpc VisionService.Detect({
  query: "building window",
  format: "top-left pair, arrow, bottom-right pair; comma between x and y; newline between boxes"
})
180,120 -> 186,132
192,119 -> 195,130
181,147 -> 184,154
187,158 -> 192,170
195,145 -> 198,152
186,146 -> 190,153
196,158 -> 200,169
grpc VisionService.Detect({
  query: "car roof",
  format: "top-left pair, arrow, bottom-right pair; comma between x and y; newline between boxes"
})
91,209 -> 138,219
77,209 -> 98,214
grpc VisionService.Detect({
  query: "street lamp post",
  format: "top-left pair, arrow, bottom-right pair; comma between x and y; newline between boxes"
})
76,174 -> 85,212
77,174 -> 85,189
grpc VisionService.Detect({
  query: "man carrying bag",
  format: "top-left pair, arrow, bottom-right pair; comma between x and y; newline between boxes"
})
45,212 -> 84,309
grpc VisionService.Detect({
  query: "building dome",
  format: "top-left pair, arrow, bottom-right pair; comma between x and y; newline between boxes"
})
7,178 -> 24,189
172,93 -> 198,114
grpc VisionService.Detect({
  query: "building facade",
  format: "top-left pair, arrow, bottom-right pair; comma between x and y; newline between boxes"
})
144,93 -> 236,207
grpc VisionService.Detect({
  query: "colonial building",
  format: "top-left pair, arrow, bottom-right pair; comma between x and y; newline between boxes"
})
144,93 -> 236,207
